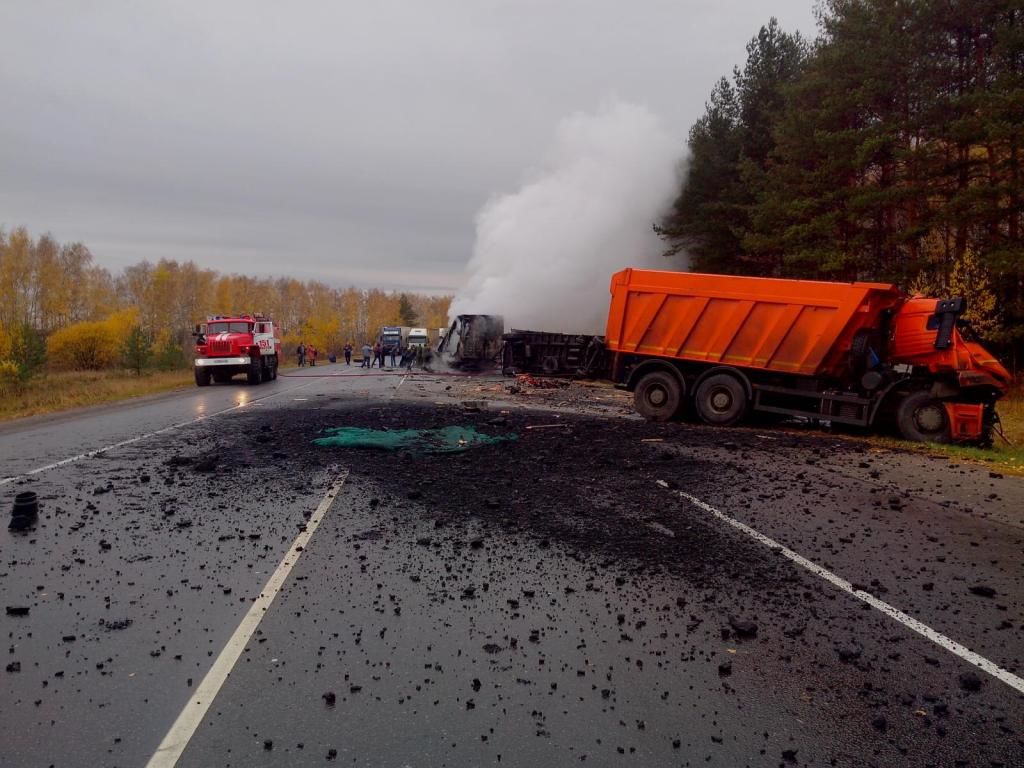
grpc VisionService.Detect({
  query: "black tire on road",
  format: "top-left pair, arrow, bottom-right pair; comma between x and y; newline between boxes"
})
634,370 -> 683,422
194,368 -> 211,387
268,355 -> 278,380
694,372 -> 748,426
896,390 -> 951,443
247,358 -> 263,385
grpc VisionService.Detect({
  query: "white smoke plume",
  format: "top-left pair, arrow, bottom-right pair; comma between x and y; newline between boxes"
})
450,99 -> 685,335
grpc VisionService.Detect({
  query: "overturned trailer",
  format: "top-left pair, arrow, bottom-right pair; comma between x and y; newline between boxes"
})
438,315 -> 505,369
501,330 -> 607,376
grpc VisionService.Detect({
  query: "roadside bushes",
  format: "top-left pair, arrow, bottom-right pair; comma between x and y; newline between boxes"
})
46,310 -> 139,371
0,322 -> 45,393
151,328 -> 187,371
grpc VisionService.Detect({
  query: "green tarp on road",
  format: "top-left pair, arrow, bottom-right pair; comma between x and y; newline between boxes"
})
313,425 -> 517,453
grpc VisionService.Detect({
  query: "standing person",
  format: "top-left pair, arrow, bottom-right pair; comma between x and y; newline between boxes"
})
309,346 -> 317,367
344,342 -> 353,366
361,342 -> 372,368
389,343 -> 398,368
373,342 -> 383,368
296,341 -> 306,368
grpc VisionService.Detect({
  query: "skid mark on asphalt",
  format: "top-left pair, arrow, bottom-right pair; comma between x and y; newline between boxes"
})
678,490 -> 1024,695
0,378 -> 320,487
145,471 -> 349,768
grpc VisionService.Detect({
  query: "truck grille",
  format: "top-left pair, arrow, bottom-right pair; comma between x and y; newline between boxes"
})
210,340 -> 232,354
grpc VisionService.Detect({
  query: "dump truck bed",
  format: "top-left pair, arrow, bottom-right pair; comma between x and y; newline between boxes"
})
605,269 -> 903,378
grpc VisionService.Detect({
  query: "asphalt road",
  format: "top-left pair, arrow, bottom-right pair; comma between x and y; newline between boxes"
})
1,364 -> 1022,767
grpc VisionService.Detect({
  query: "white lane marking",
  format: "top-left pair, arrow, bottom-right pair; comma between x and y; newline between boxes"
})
145,471 -> 349,768
0,378 -> 319,487
388,374 -> 409,402
646,522 -> 675,537
678,491 -> 1024,695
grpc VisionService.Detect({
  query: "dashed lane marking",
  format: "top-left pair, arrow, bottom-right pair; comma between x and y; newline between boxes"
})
145,471 -> 349,768
678,490 -> 1024,695
0,378 -> 320,487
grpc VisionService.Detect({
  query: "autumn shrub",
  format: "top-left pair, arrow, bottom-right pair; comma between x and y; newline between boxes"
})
0,322 -> 45,388
0,360 -> 21,396
46,309 -> 140,371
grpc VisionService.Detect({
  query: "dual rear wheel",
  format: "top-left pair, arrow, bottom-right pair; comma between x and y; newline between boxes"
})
634,370 -> 748,426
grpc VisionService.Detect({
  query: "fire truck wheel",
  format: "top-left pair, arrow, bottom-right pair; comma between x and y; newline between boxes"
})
634,371 -> 682,421
247,358 -> 263,385
194,368 -> 211,387
268,357 -> 278,380
694,373 -> 749,426
896,390 -> 951,443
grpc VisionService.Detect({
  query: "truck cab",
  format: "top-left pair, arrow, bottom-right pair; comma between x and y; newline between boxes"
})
406,328 -> 430,348
379,326 -> 404,361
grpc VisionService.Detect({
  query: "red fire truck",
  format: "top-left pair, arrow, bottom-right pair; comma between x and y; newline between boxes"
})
192,314 -> 281,386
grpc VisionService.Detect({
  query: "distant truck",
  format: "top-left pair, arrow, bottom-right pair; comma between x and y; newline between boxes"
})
192,314 -> 281,386
406,328 -> 430,348
378,326 -> 404,358
605,268 -> 1010,443
438,315 -> 504,369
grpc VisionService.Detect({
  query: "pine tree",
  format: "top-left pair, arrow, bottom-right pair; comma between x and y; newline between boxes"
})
398,293 -> 418,325
659,19 -> 806,274
122,325 -> 151,376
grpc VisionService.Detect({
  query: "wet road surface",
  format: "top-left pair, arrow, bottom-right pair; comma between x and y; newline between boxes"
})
1,365 -> 1022,767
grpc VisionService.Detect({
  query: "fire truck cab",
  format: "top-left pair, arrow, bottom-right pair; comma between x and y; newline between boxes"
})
192,314 -> 281,386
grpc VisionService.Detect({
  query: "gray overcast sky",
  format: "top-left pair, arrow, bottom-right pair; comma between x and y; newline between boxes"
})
0,1 -> 817,293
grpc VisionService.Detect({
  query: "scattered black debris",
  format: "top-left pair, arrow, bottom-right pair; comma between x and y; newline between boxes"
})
959,672 -> 983,692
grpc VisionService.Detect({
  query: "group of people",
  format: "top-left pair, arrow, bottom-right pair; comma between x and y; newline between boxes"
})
296,340 -> 428,370
359,342 -> 428,370
294,342 -> 319,367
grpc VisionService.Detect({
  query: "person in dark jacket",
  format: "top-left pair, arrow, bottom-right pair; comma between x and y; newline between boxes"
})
296,342 -> 306,367
344,343 -> 353,365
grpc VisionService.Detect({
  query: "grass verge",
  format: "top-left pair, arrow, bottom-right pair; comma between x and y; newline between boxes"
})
0,369 -> 193,423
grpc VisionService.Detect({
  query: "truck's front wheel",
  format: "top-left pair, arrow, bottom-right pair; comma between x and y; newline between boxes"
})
896,391 -> 950,443
194,368 -> 211,387
634,371 -> 683,421
247,358 -> 263,385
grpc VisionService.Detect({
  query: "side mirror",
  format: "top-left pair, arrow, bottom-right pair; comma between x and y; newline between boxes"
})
192,324 -> 201,337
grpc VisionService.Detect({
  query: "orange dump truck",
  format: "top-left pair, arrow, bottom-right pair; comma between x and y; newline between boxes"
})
605,268 -> 1010,443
